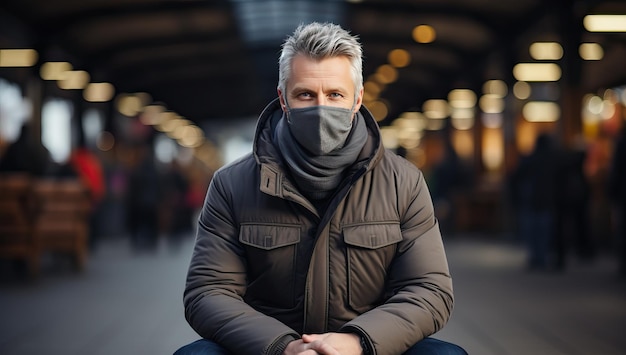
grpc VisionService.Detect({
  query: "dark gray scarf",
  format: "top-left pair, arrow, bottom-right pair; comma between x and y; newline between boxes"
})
274,112 -> 367,200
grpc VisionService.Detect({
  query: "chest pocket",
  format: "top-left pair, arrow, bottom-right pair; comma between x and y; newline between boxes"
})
239,223 -> 300,308
240,223 -> 300,250
343,223 -> 402,249
343,223 -> 402,313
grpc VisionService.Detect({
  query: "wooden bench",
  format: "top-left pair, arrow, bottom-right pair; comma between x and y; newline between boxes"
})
0,173 -> 40,276
30,178 -> 92,271
0,174 -> 92,276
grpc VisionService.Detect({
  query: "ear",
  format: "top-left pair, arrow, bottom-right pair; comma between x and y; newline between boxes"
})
277,88 -> 287,112
353,87 -> 364,113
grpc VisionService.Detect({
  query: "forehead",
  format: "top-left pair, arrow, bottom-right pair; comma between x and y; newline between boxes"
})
288,54 -> 354,89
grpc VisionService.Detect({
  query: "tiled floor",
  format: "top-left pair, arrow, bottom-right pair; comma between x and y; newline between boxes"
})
1,234 -> 625,355
438,237 -> 626,355
0,237 -> 199,355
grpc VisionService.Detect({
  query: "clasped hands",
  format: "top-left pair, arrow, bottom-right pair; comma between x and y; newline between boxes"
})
283,332 -> 363,355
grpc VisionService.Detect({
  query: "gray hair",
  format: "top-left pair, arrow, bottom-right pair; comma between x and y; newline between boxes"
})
278,22 -> 363,100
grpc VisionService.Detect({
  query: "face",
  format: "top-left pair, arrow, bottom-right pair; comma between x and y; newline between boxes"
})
278,54 -> 363,116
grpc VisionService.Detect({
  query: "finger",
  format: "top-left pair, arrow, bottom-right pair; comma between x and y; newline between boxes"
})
295,350 -> 318,355
302,334 -> 321,343
307,340 -> 340,355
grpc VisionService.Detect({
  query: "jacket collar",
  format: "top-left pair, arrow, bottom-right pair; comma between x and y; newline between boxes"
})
254,98 -> 385,197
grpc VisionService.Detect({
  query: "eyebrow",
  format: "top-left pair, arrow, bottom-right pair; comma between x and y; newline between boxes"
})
290,86 -> 349,95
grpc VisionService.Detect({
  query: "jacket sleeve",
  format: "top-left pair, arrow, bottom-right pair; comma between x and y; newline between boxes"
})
183,168 -> 300,355
341,166 -> 454,354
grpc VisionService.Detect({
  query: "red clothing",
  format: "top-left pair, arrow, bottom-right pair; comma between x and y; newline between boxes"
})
70,148 -> 105,203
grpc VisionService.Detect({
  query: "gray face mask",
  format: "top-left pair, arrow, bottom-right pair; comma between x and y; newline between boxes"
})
286,105 -> 354,155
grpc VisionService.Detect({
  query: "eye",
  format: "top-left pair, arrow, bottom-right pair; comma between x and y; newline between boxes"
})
329,92 -> 344,99
297,92 -> 313,99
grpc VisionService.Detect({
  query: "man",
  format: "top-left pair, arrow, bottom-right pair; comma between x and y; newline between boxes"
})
175,22 -> 466,355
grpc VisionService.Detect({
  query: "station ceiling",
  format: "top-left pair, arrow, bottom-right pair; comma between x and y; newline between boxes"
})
1,0 -> 625,126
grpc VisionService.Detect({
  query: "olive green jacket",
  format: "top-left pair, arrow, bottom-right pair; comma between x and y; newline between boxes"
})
183,99 -> 454,355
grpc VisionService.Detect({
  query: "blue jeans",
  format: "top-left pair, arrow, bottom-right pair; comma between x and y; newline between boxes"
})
174,337 -> 468,355
519,208 -> 553,269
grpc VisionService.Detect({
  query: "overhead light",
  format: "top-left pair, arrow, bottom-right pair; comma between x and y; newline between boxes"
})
379,126 -> 399,150
479,94 -> 504,113
140,105 -> 166,125
448,89 -> 477,109
154,111 -> 181,131
412,25 -> 436,43
57,70 -> 90,90
513,81 -> 531,100
178,125 -> 205,148
117,94 -> 145,117
368,100 -> 389,121
163,118 -> 191,136
523,101 -> 560,122
583,15 -> 626,32
0,49 -> 38,67
584,94 -> 603,115
388,49 -> 411,68
364,80 -> 383,96
375,64 -> 398,84
451,116 -> 474,130
451,107 -> 475,120
422,99 -> 449,119
398,130 -> 423,149
579,43 -> 604,60
513,63 -> 561,82
116,92 -> 153,118
483,80 -> 508,98
451,109 -> 475,130
393,114 -> 426,138
84,82 -> 115,102
398,111 -> 425,120
529,42 -> 563,60
41,62 -> 73,80
171,123 -> 192,140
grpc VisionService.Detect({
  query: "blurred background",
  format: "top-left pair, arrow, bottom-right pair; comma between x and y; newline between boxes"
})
1,0 -> 625,354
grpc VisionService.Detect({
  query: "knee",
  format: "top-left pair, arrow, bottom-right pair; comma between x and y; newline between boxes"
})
173,339 -> 220,355
436,340 -> 468,355
447,342 -> 469,355
406,337 -> 468,355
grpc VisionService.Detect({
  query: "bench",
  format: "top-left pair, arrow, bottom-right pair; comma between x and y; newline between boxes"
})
0,174 -> 92,276
0,173 -> 39,276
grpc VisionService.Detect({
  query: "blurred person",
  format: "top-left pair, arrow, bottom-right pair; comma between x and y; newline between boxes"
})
0,122 -> 54,176
97,147 -> 129,238
554,140 -> 592,270
511,133 -> 559,271
429,136 -> 471,235
609,125 -> 626,277
125,144 -> 161,252
163,160 -> 193,250
175,22 -> 466,355
185,174 -> 207,225
67,145 -> 106,250
69,146 -> 105,203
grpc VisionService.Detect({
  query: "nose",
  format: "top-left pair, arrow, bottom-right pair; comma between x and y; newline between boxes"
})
314,96 -> 327,106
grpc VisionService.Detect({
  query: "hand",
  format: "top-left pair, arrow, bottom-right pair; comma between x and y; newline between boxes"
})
301,332 -> 362,355
282,337 -> 340,355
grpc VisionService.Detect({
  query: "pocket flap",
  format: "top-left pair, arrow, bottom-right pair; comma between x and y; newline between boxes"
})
239,224 -> 300,250
343,223 -> 402,249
